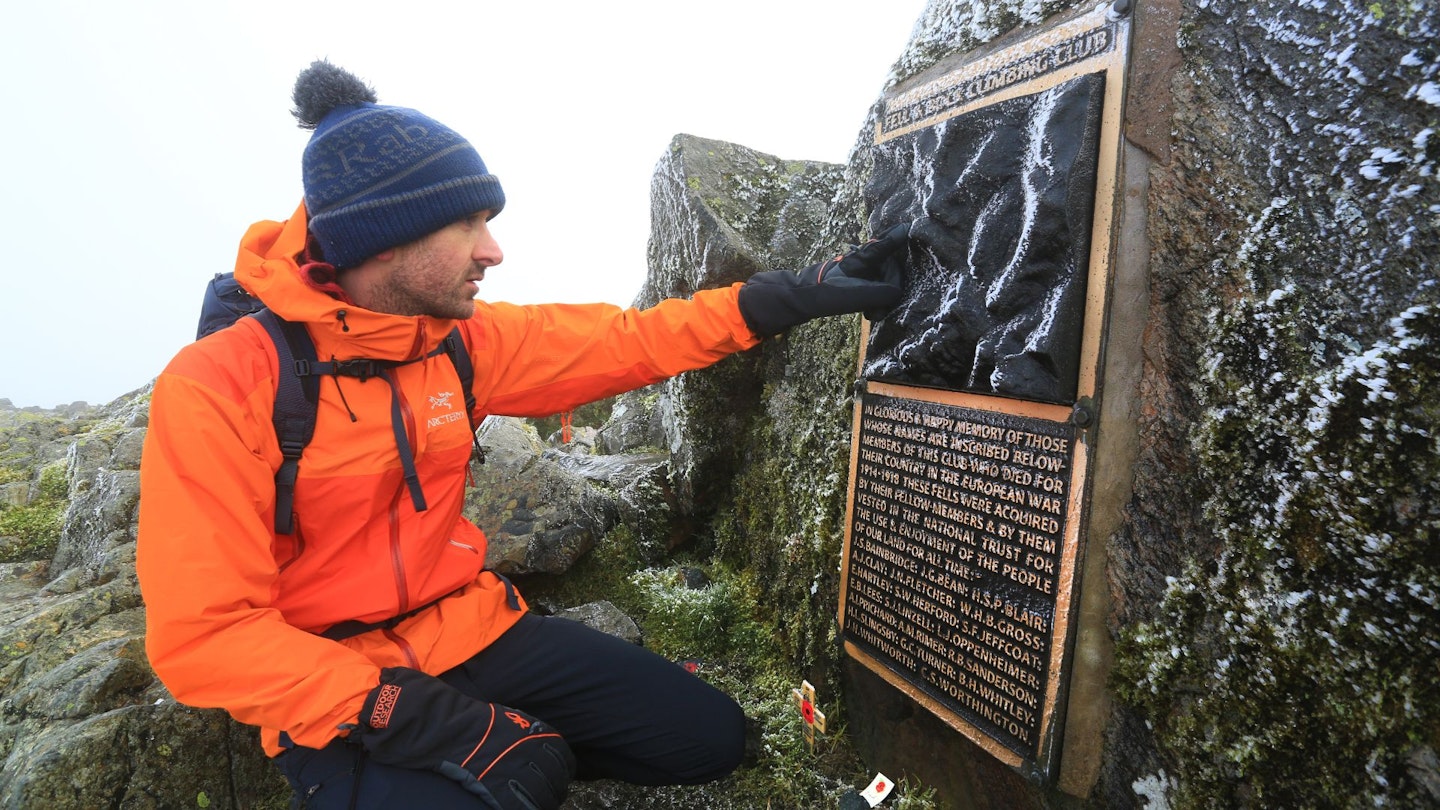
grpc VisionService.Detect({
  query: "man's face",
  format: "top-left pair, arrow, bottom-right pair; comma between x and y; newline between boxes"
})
369,211 -> 503,320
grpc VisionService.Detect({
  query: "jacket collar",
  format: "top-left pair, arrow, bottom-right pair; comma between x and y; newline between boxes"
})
234,202 -> 460,362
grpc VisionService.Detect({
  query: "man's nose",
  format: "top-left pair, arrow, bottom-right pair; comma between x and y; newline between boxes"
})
474,226 -> 503,267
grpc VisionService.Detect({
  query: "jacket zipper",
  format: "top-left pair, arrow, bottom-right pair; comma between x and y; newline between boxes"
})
382,628 -> 419,669
386,463 -> 414,670
383,354 -> 425,672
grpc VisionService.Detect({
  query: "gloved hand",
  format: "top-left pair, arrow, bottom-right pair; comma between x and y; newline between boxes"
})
737,222 -> 910,338
353,667 -> 575,810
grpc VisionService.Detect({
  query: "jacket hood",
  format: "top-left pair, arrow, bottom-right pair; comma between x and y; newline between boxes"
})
234,201 -> 459,361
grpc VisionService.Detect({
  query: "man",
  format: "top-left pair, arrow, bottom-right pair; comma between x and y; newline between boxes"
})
137,60 -> 908,809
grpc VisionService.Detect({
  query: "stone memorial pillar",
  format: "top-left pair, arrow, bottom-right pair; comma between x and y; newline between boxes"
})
837,1 -> 1137,791
823,0 -> 1436,805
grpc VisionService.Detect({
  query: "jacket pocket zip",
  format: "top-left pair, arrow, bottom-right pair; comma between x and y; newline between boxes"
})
381,627 -> 419,669
277,518 -> 306,573
389,494 -> 409,615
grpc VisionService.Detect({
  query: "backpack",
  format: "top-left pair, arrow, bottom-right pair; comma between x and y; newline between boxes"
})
197,273 -> 478,535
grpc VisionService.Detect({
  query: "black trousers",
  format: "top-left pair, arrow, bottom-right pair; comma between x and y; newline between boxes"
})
275,613 -> 745,809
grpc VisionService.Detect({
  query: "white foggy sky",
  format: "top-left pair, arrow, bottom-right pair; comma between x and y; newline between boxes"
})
0,1 -> 926,408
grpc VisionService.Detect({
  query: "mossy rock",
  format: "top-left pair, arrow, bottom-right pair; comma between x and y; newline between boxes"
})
0,702 -> 287,810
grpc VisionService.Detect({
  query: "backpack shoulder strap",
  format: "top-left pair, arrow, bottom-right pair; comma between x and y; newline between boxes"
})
253,309 -> 320,535
440,326 -> 485,468
440,327 -> 476,425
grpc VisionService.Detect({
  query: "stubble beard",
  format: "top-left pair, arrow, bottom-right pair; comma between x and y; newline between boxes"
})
377,249 -> 479,321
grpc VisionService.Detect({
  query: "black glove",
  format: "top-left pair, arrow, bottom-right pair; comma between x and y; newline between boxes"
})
353,667 -> 575,810
737,222 -> 910,338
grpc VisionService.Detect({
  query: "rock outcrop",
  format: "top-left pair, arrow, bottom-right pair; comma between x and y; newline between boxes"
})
464,416 -> 677,574
0,390 -> 291,809
635,135 -> 845,518
823,2 -> 1440,809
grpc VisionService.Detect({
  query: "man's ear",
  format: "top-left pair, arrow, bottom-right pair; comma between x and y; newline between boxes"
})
373,248 -> 397,262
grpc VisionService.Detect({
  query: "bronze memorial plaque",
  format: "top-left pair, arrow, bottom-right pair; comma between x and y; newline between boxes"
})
839,3 -> 1131,779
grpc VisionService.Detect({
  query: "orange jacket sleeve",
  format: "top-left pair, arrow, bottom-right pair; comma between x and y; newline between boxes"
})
137,334 -> 377,749
468,284 -> 761,416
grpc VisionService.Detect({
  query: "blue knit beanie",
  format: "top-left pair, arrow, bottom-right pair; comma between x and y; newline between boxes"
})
291,61 -> 505,269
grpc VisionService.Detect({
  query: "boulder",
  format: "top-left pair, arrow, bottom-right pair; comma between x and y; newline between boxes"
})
0,392 -> 287,809
819,3 -> 1440,809
0,701 -> 275,810
465,417 -> 680,575
554,601 -> 643,645
594,389 -> 666,456
634,134 -> 844,518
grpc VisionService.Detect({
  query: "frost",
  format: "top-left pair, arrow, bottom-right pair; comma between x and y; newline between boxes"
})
1416,82 -> 1440,107
1233,198 -> 1292,270
1359,147 -> 1407,180
1133,770 -> 1176,809
1327,41 -> 1367,85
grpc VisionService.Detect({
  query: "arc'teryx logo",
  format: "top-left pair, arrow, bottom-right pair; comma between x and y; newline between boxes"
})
426,390 -> 466,430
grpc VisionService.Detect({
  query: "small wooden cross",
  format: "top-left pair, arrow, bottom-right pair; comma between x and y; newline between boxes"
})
792,679 -> 827,751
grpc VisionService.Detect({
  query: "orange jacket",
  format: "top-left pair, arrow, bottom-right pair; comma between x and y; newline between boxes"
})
137,203 -> 760,755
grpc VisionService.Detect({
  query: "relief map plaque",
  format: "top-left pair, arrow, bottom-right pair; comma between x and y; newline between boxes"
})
839,3 -> 1131,778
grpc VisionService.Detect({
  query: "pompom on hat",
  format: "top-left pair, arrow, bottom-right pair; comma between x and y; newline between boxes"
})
292,60 -> 505,269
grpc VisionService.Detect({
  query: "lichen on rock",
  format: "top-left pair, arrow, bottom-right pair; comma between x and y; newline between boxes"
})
1109,2 -> 1440,806
1115,293 -> 1440,807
